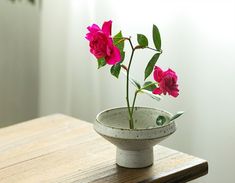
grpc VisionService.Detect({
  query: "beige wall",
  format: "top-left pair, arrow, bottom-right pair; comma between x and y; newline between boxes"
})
38,0 -> 102,122
0,1 -> 40,127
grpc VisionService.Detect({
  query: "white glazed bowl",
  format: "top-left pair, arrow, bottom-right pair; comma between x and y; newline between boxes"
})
94,107 -> 176,168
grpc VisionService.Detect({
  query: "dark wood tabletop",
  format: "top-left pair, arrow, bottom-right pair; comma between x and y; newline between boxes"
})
0,114 -> 208,183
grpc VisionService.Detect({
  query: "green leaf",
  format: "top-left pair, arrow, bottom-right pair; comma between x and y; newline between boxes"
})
131,78 -> 141,89
97,58 -> 106,69
156,115 -> 166,126
137,34 -> 148,47
143,81 -> 157,91
113,31 -> 124,51
120,51 -> 125,62
170,111 -> 184,122
144,53 -> 161,80
111,63 -> 121,78
141,90 -> 161,101
152,24 -> 161,50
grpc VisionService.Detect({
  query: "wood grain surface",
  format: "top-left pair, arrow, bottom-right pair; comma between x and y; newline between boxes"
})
0,114 -> 208,183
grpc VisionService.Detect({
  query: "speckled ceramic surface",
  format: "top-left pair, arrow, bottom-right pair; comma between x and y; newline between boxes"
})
94,107 -> 176,168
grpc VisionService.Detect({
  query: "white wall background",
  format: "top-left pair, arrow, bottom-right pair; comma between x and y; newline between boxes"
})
1,0 -> 235,182
39,0 -> 102,121
0,0 -> 39,127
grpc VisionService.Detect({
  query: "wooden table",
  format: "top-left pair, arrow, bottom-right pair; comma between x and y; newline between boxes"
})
0,114 -> 208,183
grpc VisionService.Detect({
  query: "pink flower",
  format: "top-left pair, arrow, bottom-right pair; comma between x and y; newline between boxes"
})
153,66 -> 163,82
153,66 -> 179,97
85,20 -> 121,65
105,40 -> 121,65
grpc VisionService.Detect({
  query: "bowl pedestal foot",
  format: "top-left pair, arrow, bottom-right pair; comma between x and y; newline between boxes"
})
116,147 -> 153,168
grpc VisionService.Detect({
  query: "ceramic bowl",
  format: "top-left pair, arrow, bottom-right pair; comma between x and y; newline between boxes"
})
94,107 -> 176,168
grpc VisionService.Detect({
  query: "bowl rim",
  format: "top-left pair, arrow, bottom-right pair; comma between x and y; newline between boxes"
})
95,106 -> 174,131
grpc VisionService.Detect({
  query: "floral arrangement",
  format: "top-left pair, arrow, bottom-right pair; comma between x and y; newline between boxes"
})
86,20 -> 182,129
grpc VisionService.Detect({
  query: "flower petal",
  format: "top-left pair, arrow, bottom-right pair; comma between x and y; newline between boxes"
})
153,66 -> 163,82
87,24 -> 100,32
85,32 -> 93,41
102,20 -> 112,36
86,24 -> 101,40
170,90 -> 179,97
152,87 -> 162,95
105,45 -> 121,65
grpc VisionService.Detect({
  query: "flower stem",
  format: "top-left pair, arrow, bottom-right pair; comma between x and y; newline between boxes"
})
146,46 -> 162,53
130,90 -> 138,118
134,45 -> 162,54
126,38 -> 135,129
121,64 -> 128,71
129,82 -> 158,120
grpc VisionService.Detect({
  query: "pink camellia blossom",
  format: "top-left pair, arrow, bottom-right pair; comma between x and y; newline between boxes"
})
153,66 -> 163,82
85,20 -> 121,65
153,66 -> 179,97
105,40 -> 121,65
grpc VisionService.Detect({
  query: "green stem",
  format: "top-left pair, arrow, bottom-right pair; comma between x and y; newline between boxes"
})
130,82 -> 158,118
135,45 -> 162,54
126,38 -> 135,129
120,35 -> 162,129
130,90 -> 138,117
125,38 -> 160,129
146,46 -> 162,53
